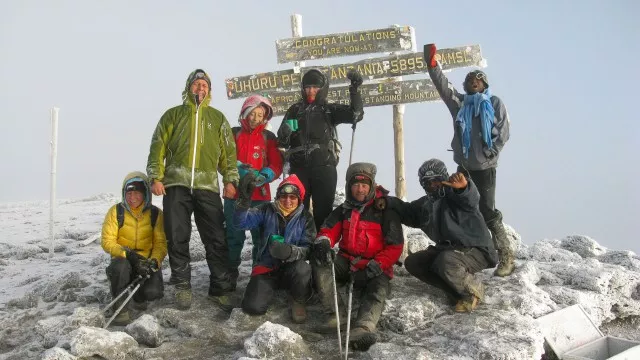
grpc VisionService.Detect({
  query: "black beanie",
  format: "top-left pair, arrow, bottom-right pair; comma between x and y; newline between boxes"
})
125,181 -> 146,193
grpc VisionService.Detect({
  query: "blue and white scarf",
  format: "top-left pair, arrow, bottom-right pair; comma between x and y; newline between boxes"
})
455,89 -> 494,158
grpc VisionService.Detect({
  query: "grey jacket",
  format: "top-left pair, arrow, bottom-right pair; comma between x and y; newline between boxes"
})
428,66 -> 510,171
387,179 -> 498,267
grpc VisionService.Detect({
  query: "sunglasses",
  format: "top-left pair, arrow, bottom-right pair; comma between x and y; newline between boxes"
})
193,72 -> 207,80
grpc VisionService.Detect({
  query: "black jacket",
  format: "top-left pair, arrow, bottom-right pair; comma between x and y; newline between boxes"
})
388,179 -> 498,266
277,70 -> 363,168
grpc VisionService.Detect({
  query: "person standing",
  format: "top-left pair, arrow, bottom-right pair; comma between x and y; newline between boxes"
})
425,44 -> 514,276
147,69 -> 239,310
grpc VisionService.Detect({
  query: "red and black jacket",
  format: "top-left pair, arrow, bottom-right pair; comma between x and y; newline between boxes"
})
232,121 -> 283,201
318,186 -> 404,278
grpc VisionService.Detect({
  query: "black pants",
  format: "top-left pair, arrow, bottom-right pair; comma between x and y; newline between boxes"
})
106,258 -> 163,302
458,166 -> 503,225
241,259 -> 312,315
404,247 -> 488,300
290,165 -> 338,231
314,256 -> 390,331
163,186 -> 230,295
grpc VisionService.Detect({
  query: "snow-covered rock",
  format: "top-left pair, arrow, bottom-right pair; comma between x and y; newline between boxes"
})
69,326 -> 137,360
243,321 -> 309,359
41,347 -> 78,360
125,314 -> 164,347
560,235 -> 607,258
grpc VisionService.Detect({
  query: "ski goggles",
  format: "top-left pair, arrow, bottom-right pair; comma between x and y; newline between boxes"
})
420,175 -> 445,188
465,71 -> 487,83
277,184 -> 300,198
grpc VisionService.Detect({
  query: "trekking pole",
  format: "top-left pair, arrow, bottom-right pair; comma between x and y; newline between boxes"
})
103,275 -> 148,328
344,273 -> 355,360
331,261 -> 343,357
348,122 -> 357,167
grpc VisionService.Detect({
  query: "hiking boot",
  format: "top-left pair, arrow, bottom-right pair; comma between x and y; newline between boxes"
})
131,300 -> 148,311
110,309 -> 131,326
208,294 -> 234,312
175,289 -> 192,310
489,219 -> 515,277
454,295 -> 480,313
291,299 -> 307,324
349,326 -> 377,351
494,250 -> 515,277
316,313 -> 347,334
464,274 -> 485,301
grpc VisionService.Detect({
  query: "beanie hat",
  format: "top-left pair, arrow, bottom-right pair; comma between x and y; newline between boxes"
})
302,69 -> 325,88
418,159 -> 449,189
187,69 -> 211,89
277,183 -> 301,199
125,181 -> 146,193
464,70 -> 489,88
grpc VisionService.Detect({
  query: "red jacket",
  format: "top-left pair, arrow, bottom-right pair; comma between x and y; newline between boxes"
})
318,186 -> 404,278
233,121 -> 283,201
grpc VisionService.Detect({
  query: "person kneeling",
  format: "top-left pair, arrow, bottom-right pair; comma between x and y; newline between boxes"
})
311,162 -> 403,351
387,159 -> 498,312
101,172 -> 167,325
234,173 -> 314,323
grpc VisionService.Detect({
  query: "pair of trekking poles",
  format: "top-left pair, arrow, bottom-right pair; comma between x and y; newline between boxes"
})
102,272 -> 152,328
332,118 -> 359,359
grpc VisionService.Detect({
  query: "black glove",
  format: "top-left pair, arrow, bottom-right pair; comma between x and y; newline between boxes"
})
124,247 -> 152,277
269,241 -> 293,260
346,69 -> 363,89
236,172 -> 257,209
365,260 -> 383,279
311,236 -> 334,266
278,121 -> 293,141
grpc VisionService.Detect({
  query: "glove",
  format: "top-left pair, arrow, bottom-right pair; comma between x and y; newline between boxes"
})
311,236 -> 334,266
237,161 -> 253,178
256,167 -> 275,187
124,247 -> 152,277
365,260 -> 383,279
269,241 -> 293,260
236,172 -> 257,209
424,43 -> 438,68
346,69 -> 363,89
253,173 -> 267,187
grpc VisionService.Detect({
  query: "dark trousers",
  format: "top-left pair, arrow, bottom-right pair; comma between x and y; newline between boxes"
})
163,186 -> 230,295
241,259 -> 312,315
459,166 -> 502,225
106,257 -> 163,302
313,256 -> 390,331
223,198 -> 266,285
290,165 -> 338,231
404,247 -> 488,300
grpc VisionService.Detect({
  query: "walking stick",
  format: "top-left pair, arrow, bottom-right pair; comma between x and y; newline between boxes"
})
348,122 -> 357,167
344,274 -> 355,360
103,274 -> 149,328
331,261 -> 343,357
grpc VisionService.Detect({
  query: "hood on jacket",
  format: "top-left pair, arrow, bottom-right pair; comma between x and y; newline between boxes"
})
121,171 -> 152,211
276,174 -> 306,201
239,94 -> 274,132
345,162 -> 377,204
182,69 -> 212,107
300,69 -> 329,105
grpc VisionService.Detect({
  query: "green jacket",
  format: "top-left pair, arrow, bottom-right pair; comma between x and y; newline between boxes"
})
147,72 -> 239,192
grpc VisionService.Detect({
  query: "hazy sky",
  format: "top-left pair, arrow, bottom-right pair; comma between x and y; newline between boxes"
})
1,0 -> 638,252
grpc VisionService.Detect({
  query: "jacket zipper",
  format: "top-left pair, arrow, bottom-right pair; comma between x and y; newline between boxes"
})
190,97 -> 200,193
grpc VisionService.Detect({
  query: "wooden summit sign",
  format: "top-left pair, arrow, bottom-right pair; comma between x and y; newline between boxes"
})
275,26 -> 414,63
265,79 -> 441,117
226,45 -> 483,99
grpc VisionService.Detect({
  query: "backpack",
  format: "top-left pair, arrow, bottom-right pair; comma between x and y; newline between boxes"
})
116,203 -> 159,229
